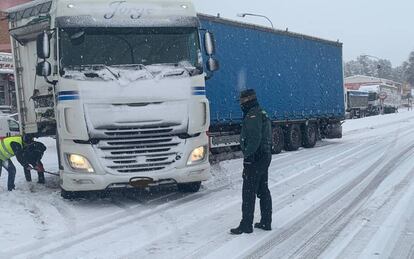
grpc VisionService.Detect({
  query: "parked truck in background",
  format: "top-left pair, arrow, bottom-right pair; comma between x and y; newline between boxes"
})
359,84 -> 400,114
345,90 -> 369,119
6,0 -> 219,198
199,15 -> 345,154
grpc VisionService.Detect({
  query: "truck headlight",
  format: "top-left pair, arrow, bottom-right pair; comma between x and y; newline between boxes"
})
66,154 -> 94,173
187,146 -> 207,165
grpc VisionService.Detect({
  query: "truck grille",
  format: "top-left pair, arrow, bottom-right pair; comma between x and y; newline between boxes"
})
95,126 -> 183,174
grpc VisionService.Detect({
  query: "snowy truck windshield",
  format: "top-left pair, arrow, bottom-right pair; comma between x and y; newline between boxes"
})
59,27 -> 201,70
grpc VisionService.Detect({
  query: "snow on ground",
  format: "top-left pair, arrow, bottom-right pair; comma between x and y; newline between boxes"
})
1,110 -> 414,258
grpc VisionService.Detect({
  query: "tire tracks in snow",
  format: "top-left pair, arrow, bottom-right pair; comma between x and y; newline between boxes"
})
180,133 -> 399,259
6,118 -> 414,258
320,156 -> 414,258
4,130 -> 377,259
123,133 -> 396,258
1,185 -> 234,258
287,144 -> 414,259
245,131 -> 414,259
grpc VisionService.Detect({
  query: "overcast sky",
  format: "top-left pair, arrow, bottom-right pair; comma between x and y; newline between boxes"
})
193,0 -> 413,67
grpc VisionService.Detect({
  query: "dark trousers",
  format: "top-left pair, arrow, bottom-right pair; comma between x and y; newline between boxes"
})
0,160 -> 16,191
240,157 -> 272,227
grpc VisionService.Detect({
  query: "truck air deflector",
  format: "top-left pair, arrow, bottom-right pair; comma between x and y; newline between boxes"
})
55,15 -> 200,28
9,19 -> 50,45
6,0 -> 52,22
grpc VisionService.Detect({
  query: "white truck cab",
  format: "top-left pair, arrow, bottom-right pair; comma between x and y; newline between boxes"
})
6,0 -> 219,198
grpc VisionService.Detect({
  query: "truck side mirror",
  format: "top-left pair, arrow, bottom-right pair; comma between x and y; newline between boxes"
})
36,61 -> 52,77
37,31 -> 50,59
207,57 -> 219,72
204,31 -> 219,74
204,31 -> 216,55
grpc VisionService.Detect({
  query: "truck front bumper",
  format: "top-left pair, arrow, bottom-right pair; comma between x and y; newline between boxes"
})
60,161 -> 210,191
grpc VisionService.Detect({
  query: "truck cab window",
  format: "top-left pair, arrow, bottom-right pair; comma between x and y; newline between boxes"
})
59,27 -> 202,74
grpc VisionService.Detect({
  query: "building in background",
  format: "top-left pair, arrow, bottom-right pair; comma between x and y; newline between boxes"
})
0,52 -> 16,112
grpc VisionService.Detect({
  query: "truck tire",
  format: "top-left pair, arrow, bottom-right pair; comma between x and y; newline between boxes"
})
271,126 -> 284,154
303,124 -> 317,148
284,124 -> 302,151
177,182 -> 201,193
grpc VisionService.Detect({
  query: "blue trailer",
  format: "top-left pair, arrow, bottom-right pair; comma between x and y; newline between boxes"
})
198,14 -> 345,153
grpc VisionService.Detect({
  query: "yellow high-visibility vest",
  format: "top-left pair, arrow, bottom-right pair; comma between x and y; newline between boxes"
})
0,136 -> 23,162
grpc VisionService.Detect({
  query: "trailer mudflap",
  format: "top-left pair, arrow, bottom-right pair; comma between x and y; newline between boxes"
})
325,123 -> 343,139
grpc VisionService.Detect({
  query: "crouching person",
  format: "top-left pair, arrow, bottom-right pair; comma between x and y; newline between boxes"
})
0,135 -> 46,191
20,135 -> 47,184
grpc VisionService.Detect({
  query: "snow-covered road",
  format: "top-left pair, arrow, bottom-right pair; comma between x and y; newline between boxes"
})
1,111 -> 414,259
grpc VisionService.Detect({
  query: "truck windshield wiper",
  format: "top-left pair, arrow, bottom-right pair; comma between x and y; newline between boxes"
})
102,65 -> 120,80
152,63 -> 201,77
110,64 -> 155,79
64,64 -> 120,80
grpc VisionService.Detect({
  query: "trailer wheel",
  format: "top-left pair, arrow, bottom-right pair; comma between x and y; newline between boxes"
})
303,124 -> 317,148
271,126 -> 284,154
177,182 -> 201,193
284,124 -> 302,151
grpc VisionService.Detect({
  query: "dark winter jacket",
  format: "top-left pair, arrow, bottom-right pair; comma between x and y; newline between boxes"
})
240,104 -> 272,164
11,141 -> 46,168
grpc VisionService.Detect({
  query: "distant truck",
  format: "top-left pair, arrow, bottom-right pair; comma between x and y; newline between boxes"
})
359,84 -> 400,114
6,0 -> 219,198
199,15 -> 345,154
345,90 -> 369,119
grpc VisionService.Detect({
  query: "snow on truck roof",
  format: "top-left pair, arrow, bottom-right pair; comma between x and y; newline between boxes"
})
5,0 -> 197,23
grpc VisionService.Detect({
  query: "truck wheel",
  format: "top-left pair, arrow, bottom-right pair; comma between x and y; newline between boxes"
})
303,124 -> 317,148
271,126 -> 284,154
284,124 -> 302,151
177,182 -> 201,193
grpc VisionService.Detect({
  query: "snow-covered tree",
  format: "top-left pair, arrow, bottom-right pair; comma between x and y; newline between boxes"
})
345,55 -> 402,82
404,51 -> 414,86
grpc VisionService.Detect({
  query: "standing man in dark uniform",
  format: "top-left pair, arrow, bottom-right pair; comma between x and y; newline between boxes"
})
231,89 -> 273,235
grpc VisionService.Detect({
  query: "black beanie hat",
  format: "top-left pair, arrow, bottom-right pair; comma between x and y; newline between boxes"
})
240,89 -> 257,104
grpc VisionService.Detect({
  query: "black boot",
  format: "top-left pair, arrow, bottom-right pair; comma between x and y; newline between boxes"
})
37,172 -> 45,184
24,171 -> 32,182
254,222 -> 272,231
230,225 -> 253,235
